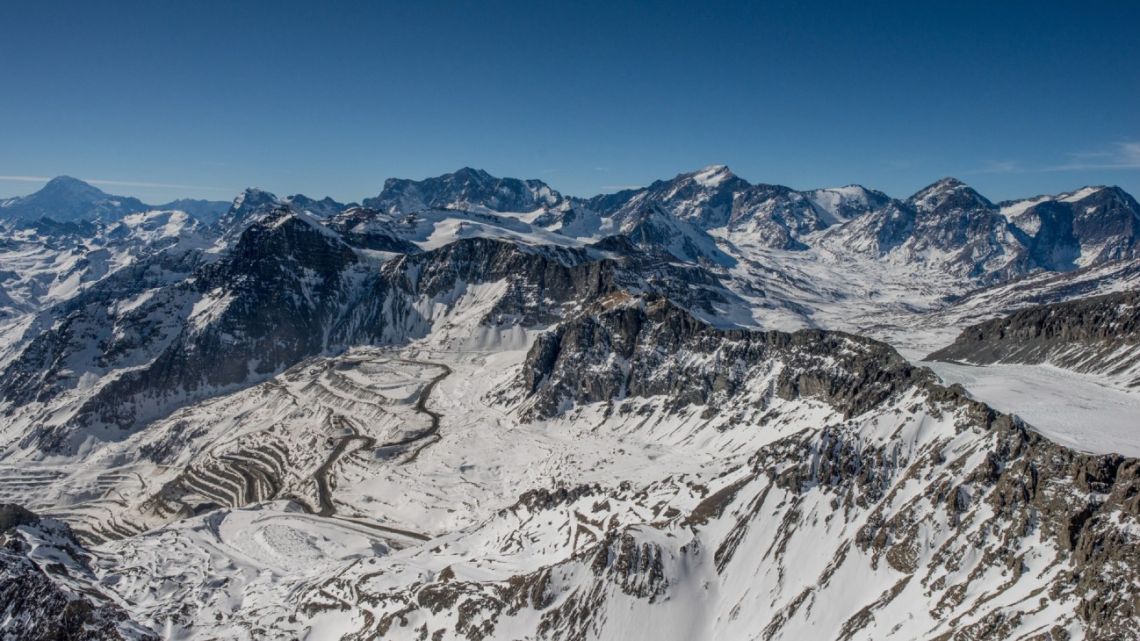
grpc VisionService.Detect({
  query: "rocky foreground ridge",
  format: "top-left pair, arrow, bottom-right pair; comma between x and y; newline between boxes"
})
274,297 -> 1140,640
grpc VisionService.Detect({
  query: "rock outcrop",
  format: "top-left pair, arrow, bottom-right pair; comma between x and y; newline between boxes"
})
928,289 -> 1140,386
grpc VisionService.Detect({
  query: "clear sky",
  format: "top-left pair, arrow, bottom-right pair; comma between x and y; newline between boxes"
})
1,0 -> 1138,204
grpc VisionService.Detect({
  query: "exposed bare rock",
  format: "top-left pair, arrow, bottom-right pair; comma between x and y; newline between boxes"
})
928,289 -> 1140,386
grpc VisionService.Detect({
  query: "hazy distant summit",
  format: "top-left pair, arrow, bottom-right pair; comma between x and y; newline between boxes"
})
0,176 -> 150,223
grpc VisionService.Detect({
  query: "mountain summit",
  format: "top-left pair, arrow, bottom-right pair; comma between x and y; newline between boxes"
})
907,177 -> 994,213
0,176 -> 149,222
363,167 -> 565,214
0,165 -> 1138,640
37,175 -> 107,201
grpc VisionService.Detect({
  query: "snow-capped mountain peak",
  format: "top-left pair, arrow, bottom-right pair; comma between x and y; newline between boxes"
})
0,176 -> 149,223
690,163 -> 735,188
231,187 -> 275,208
2,165 -> 1140,640
617,202 -> 736,266
451,166 -> 494,183
907,176 -> 993,213
363,168 -> 564,215
37,175 -> 107,201
1060,185 -> 1106,203
804,184 -> 891,224
217,187 -> 281,230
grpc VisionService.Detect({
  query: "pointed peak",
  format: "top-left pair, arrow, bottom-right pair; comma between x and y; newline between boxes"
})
932,176 -> 967,188
698,163 -> 730,174
910,177 -> 970,198
688,164 -> 736,188
909,177 -> 991,211
39,175 -> 106,198
45,175 -> 90,186
452,167 -> 494,181
233,187 -> 277,205
0,174 -> 152,222
1100,185 -> 1140,202
222,188 -> 281,228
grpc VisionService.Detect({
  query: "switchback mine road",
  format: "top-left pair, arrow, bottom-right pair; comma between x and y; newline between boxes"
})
310,357 -> 452,539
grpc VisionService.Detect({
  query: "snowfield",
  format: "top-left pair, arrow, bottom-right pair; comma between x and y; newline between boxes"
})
1,169 -> 1138,640
926,361 -> 1140,458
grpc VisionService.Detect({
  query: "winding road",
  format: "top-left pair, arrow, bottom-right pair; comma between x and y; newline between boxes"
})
310,357 -> 452,522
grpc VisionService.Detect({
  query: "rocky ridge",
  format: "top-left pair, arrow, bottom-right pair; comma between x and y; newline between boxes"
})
294,296 -> 1140,640
928,289 -> 1140,386
0,167 -> 1138,640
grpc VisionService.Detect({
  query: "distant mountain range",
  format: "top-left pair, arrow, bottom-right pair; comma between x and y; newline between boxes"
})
1,166 -> 1139,641
0,176 -> 152,222
7,169 -> 1137,270
0,176 -> 230,224
0,176 -> 359,227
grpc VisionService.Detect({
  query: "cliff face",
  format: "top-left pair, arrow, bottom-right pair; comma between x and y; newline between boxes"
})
0,210 -> 740,454
302,298 -> 1140,641
927,289 -> 1140,386
2,169 -> 1140,640
518,295 -> 928,421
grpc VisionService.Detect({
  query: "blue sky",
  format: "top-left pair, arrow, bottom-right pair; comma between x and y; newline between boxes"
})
1,0 -> 1138,203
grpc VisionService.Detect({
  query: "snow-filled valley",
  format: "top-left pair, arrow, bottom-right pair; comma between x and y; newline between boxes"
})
1,169 -> 1138,641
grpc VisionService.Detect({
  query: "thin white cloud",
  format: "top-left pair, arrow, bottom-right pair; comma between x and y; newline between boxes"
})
964,142 -> 1140,176
1048,141 -> 1140,171
0,175 -> 229,192
87,179 -> 230,192
967,160 -> 1023,175
0,175 -> 53,182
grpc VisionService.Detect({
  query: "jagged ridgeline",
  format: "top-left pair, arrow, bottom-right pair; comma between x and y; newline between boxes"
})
0,168 -> 1137,640
302,299 -> 1139,640
0,205 -> 739,454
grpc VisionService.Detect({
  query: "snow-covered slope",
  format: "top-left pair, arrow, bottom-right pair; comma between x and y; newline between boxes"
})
346,298 -> 1135,641
0,176 -> 149,223
0,504 -> 156,640
0,210 -> 216,323
11,296 -> 1130,640
822,178 -> 1140,285
153,198 -> 230,225
616,203 -> 736,266
0,207 -> 746,458
1000,185 -> 1140,269
819,178 -> 1030,282
575,165 -> 889,251
1,167 -> 1139,640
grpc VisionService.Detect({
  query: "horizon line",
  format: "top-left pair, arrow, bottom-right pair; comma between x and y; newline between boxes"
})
0,167 -> 1132,207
